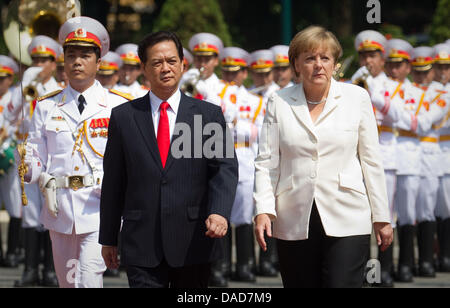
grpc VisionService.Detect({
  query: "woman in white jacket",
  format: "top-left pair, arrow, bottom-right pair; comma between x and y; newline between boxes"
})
253,26 -> 393,288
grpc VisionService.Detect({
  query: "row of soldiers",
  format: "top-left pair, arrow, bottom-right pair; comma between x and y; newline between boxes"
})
350,31 -> 450,287
0,21 -> 449,288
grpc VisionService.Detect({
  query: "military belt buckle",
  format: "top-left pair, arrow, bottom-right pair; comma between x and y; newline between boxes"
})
68,176 -> 84,191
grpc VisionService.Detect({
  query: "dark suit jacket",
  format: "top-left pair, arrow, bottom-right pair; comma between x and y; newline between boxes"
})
99,92 -> 238,268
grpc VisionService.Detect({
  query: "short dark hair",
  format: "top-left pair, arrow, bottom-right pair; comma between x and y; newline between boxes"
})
138,31 -> 184,64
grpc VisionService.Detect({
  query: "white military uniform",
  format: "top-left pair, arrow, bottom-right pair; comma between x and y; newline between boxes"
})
232,87 -> 264,226
23,16 -> 128,288
114,81 -> 146,99
353,31 -> 397,226
0,87 -> 22,219
7,36 -> 63,229
26,80 -> 128,287
432,44 -> 450,220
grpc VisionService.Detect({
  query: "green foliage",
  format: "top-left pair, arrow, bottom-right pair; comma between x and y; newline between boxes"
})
153,0 -> 232,48
430,0 -> 450,44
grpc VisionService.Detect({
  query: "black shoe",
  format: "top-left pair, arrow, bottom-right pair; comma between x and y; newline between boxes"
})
209,270 -> 228,287
258,261 -> 278,277
233,264 -> 256,282
3,253 -> 20,268
41,270 -> 58,287
418,262 -> 436,277
439,257 -> 450,272
396,265 -> 414,283
14,269 -> 40,287
376,271 -> 394,288
104,268 -> 120,277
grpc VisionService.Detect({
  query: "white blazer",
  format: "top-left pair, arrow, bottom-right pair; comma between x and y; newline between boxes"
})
254,79 -> 391,240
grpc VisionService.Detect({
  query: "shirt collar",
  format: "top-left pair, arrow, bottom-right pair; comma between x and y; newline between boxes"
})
67,80 -> 101,106
149,89 -> 181,115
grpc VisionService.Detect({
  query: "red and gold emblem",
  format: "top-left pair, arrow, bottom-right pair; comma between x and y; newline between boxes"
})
74,28 -> 87,38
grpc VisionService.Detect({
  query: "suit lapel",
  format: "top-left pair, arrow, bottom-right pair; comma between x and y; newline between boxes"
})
314,79 -> 342,124
133,95 -> 163,172
289,85 -> 316,138
163,93 -> 194,173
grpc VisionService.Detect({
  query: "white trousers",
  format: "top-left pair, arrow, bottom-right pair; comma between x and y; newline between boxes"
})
49,229 -> 106,288
436,175 -> 450,219
395,175 -> 420,226
0,163 -> 22,218
231,179 -> 255,226
416,176 -> 439,222
385,170 -> 397,228
21,183 -> 44,228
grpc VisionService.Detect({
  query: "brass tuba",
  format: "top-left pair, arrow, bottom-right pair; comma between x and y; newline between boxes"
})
3,0 -> 81,66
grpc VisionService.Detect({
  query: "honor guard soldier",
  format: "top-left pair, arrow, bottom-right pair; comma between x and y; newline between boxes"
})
353,30 -> 395,287
208,47 -> 263,287
224,47 -> 265,281
56,44 -> 68,88
352,30 -> 389,93
96,51 -> 123,90
432,43 -> 450,272
115,43 -> 147,99
182,47 -> 193,74
247,50 -> 280,277
433,43 -> 450,91
181,32 -> 223,103
21,16 -> 130,288
6,35 -> 62,287
377,39 -> 423,283
0,55 -> 23,269
248,49 -> 280,109
270,45 -> 294,89
411,46 -> 449,278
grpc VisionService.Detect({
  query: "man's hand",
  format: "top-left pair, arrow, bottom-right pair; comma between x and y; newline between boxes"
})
102,246 -> 119,269
374,222 -> 394,252
205,214 -> 228,238
255,214 -> 272,252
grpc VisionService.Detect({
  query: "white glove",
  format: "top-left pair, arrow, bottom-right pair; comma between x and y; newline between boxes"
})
183,68 -> 200,82
22,67 -> 43,88
370,85 -> 389,111
39,173 -> 58,218
194,80 -> 209,97
351,66 -> 369,82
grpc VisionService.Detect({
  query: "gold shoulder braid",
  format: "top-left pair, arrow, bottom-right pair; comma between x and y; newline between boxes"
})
109,89 -> 134,101
37,89 -> 63,102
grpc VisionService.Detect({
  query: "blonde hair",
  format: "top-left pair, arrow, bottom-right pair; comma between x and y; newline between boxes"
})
289,26 -> 343,76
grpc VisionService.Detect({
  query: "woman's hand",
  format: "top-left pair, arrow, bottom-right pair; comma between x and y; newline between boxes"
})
255,214 -> 273,251
373,222 -> 394,252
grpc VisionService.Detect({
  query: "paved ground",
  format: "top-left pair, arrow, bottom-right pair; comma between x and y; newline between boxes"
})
1,210 -> 450,288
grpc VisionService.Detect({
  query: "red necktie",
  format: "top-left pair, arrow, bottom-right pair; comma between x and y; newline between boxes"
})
157,101 -> 170,168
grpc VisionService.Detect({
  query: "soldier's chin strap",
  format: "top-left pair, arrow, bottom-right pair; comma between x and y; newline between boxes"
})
16,19 -> 28,206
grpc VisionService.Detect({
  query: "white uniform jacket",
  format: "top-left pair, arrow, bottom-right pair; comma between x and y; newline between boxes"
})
254,79 -> 391,240
26,81 -> 128,234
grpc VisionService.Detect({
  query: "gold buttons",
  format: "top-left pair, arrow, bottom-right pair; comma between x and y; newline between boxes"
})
74,166 -> 80,171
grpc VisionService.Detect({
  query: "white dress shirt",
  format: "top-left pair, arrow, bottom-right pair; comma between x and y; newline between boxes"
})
149,90 -> 181,140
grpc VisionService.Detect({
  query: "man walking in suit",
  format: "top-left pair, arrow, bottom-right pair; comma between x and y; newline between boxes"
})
99,31 -> 238,288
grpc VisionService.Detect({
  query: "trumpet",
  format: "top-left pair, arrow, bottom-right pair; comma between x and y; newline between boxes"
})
352,70 -> 370,90
23,83 -> 39,102
180,67 -> 205,97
